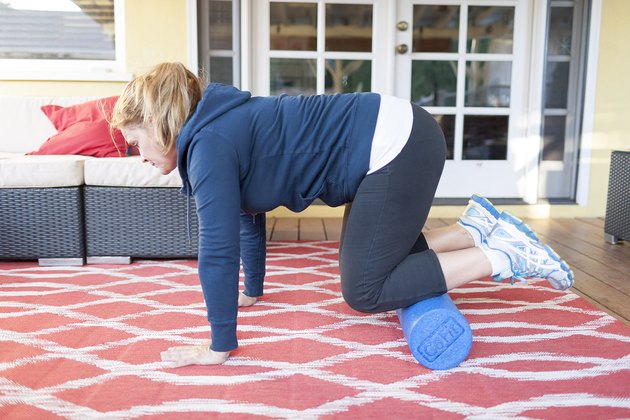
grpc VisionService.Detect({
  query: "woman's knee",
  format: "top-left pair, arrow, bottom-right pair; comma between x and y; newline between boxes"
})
341,285 -> 380,313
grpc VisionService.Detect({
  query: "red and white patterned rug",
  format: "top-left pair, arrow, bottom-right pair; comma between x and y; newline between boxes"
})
1,241 -> 629,419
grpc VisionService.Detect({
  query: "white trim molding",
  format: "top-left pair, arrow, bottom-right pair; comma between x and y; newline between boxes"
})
187,0 -> 199,72
575,0 -> 602,206
240,0 -> 252,90
522,0 -> 548,204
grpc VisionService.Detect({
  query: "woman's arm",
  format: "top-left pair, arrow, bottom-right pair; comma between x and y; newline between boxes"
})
192,137 -> 242,353
240,212 -> 266,300
163,135 -> 242,366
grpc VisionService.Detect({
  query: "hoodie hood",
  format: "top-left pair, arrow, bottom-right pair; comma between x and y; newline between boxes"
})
176,83 -> 251,192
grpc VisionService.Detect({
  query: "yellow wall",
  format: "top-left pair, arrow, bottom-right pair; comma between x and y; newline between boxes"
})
512,0 -> 630,220
0,0 -> 189,97
581,0 -> 630,216
124,0 -> 189,76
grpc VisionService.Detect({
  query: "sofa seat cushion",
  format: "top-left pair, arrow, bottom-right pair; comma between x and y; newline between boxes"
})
84,156 -> 182,187
0,155 -> 91,188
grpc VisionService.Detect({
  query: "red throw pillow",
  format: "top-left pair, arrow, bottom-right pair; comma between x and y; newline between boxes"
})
28,96 -> 129,157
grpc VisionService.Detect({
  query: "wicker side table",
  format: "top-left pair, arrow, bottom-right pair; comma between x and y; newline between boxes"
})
604,150 -> 630,244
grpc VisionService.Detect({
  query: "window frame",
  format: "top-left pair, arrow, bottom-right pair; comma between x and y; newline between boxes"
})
197,0 -> 242,88
0,0 -> 130,81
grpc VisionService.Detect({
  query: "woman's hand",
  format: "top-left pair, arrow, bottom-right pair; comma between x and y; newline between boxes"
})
161,342 -> 229,367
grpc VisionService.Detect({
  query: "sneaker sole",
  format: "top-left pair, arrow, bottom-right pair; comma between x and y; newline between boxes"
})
542,243 -> 574,290
490,212 -> 573,290
499,211 -> 540,242
501,213 -> 573,290
471,194 -> 500,219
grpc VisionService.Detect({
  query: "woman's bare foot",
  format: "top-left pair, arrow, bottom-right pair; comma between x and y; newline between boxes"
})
238,292 -> 258,307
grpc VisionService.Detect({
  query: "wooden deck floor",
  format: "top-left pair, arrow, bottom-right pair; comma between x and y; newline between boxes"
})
266,217 -> 630,326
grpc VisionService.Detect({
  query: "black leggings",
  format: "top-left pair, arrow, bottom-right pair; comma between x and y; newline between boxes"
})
339,103 -> 448,313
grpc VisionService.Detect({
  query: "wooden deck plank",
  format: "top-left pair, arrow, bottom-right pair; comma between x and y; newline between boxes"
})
265,217 -> 275,241
517,218 -> 630,324
578,217 -> 605,229
525,218 -> 630,295
554,218 -> 630,261
569,280 -> 630,326
560,219 -> 629,267
299,218 -> 326,240
554,217 -> 623,248
271,218 -> 299,241
323,218 -> 343,241
569,266 -> 630,326
531,219 -> 630,277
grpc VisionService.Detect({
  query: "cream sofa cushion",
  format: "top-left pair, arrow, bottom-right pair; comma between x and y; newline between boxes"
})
84,156 -> 182,188
0,155 -> 92,188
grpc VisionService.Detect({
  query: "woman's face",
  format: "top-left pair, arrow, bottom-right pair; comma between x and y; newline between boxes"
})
122,124 -> 177,175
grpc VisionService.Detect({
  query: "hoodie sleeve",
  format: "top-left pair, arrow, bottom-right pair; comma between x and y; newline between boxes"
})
187,133 -> 241,352
240,212 -> 266,297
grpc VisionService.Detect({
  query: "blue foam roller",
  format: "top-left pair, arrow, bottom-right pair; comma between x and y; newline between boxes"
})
396,293 -> 472,370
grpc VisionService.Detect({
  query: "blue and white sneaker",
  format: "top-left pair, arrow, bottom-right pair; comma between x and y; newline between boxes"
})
458,194 -> 501,244
485,212 -> 574,290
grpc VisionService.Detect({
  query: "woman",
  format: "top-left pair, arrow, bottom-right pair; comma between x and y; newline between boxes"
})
111,62 -> 573,367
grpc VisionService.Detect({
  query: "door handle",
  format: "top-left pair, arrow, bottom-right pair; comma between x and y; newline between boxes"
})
397,21 -> 409,31
396,44 -> 409,54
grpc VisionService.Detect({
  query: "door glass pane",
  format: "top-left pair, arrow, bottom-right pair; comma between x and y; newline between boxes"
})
325,4 -> 372,52
542,116 -> 566,161
467,6 -> 514,54
209,57 -> 233,85
412,5 -> 459,52
434,115 -> 455,160
208,1 -> 233,50
463,115 -> 508,160
548,7 -> 573,55
270,58 -> 316,95
411,60 -> 457,106
325,60 -> 371,93
544,61 -> 570,108
465,61 -> 512,107
270,2 -> 317,51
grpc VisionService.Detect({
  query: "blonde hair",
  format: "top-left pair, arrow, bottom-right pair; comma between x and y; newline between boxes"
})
111,62 -> 203,152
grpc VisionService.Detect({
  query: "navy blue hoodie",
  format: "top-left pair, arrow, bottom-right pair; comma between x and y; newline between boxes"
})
176,83 -> 380,351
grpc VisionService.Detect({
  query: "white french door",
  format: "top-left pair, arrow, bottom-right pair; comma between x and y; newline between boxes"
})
250,0 -> 536,199
395,0 -> 533,198
250,0 -> 390,96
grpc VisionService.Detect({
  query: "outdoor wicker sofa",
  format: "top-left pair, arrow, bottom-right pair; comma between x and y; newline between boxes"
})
0,96 -> 198,266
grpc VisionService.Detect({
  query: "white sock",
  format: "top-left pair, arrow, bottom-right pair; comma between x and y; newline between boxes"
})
480,242 -> 510,276
458,221 -> 483,247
